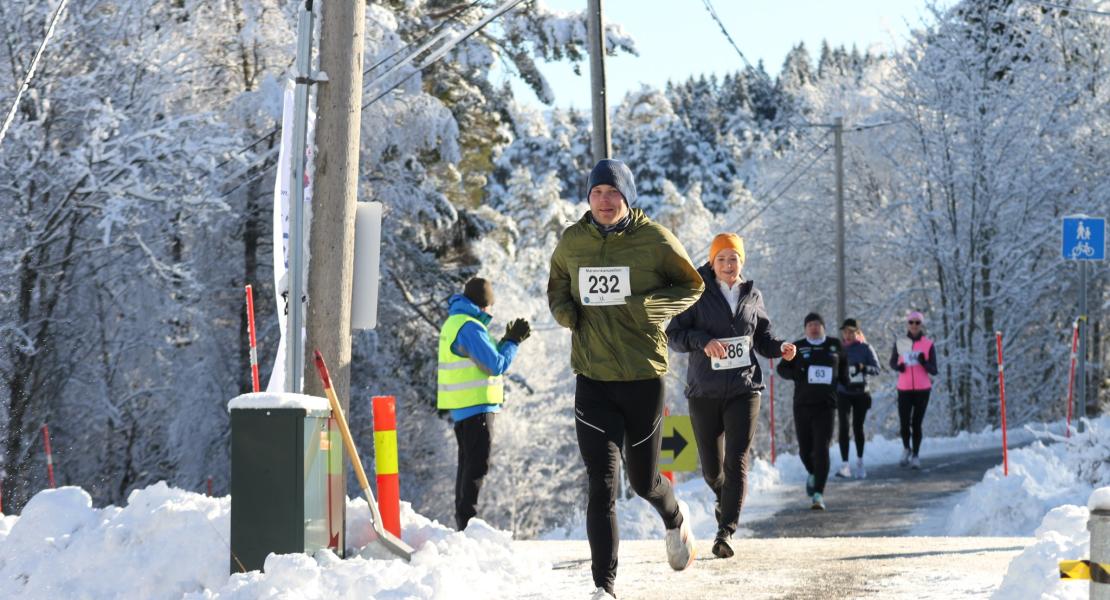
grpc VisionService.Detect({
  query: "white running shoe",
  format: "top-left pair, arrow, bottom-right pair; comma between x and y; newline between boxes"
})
589,587 -> 616,599
910,455 -> 921,470
855,458 -> 867,479
835,462 -> 851,478
665,503 -> 696,571
899,448 -> 911,467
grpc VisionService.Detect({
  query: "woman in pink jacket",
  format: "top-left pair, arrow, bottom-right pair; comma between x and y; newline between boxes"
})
888,311 -> 938,469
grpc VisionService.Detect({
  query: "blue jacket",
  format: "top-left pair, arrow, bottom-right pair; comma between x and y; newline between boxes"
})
444,294 -> 518,421
666,265 -> 786,399
837,340 -> 881,396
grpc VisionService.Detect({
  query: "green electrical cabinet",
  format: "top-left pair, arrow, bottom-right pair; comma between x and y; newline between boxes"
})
229,402 -> 345,574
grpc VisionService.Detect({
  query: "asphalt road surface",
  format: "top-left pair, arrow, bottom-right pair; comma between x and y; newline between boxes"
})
749,445 -> 1011,538
517,446 -> 1029,598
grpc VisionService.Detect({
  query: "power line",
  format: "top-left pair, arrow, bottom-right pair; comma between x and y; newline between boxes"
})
220,0 -> 529,198
0,0 -> 71,151
699,0 -> 755,70
697,130 -> 831,258
218,1 -> 485,170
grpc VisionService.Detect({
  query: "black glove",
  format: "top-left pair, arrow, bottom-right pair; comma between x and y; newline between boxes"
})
502,318 -> 532,344
895,363 -> 906,373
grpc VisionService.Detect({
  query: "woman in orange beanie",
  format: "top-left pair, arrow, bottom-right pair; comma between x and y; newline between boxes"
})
666,232 -> 796,558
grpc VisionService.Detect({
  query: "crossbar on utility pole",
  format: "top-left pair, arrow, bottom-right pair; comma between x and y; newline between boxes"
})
587,0 -> 611,163
834,116 -> 846,328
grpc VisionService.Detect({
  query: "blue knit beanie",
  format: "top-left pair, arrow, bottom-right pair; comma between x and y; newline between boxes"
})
587,159 -> 637,206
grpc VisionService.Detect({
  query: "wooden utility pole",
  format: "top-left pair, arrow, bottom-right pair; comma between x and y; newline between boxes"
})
587,0 -> 611,163
303,0 -> 366,408
834,116 -> 846,329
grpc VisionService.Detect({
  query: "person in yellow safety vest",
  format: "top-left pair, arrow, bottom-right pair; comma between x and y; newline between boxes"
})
437,277 -> 531,530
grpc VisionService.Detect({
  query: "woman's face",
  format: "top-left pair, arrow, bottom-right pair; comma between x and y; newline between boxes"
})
712,248 -> 743,286
842,327 -> 858,343
588,184 -> 628,226
908,318 -> 922,335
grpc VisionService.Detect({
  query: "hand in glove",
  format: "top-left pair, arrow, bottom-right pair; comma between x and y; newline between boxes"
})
895,363 -> 906,373
502,318 -> 532,344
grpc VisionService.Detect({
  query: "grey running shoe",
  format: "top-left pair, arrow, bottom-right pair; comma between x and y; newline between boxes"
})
665,504 -> 696,570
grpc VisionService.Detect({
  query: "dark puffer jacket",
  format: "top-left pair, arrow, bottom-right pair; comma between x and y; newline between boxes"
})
666,264 -> 786,399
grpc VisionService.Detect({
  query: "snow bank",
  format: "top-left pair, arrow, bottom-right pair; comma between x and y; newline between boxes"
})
993,489 -> 1110,600
945,417 -> 1110,536
0,483 -> 553,599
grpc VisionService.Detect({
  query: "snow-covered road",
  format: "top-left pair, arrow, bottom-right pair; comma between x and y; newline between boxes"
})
517,536 -> 1031,599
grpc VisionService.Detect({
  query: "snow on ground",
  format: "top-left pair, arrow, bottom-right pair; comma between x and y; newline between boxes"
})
0,483 -> 556,600
946,416 -> 1110,537
940,417 -> 1110,599
0,421 -> 1071,599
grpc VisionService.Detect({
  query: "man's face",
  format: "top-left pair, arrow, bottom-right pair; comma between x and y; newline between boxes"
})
589,184 -> 628,226
805,321 -> 825,339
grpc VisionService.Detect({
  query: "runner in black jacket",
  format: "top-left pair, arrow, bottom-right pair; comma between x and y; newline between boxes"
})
834,319 -> 881,480
666,233 -> 796,559
776,312 -> 847,510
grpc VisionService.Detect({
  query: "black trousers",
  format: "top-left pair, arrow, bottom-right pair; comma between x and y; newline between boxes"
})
575,375 -> 681,594
453,412 -> 495,530
794,402 -> 835,494
897,389 -> 931,456
837,393 -> 871,461
688,392 -> 760,535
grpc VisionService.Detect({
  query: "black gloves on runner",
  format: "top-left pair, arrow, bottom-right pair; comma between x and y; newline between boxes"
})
502,318 -> 532,344
895,363 -> 906,372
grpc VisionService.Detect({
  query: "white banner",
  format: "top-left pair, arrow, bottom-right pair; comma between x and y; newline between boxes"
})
267,84 -> 314,392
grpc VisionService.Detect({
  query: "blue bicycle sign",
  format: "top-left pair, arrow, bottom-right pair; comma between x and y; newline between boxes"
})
1062,216 -> 1105,261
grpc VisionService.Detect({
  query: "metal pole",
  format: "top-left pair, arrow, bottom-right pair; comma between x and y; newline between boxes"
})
587,0 -> 611,163
834,116 -> 845,328
1091,508 -> 1110,600
1078,260 -> 1088,430
286,0 -> 315,393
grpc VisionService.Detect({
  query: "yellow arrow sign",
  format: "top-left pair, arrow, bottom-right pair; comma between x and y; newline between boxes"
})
660,415 -> 698,472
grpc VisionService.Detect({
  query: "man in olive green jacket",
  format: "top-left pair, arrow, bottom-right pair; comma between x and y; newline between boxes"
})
547,158 -> 704,599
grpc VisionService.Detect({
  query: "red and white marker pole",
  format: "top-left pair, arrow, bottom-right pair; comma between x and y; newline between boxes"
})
372,396 -> 402,538
769,357 -> 777,465
1066,320 -> 1079,438
41,424 -> 56,488
995,332 -> 1008,476
245,284 -> 260,393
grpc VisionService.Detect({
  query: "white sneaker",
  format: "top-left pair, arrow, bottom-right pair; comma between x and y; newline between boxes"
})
835,462 -> 851,478
589,587 -> 616,599
665,503 -> 696,570
899,448 -> 911,467
910,455 -> 921,470
855,458 -> 867,479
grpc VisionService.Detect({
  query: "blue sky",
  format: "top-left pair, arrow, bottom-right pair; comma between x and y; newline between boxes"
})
505,0 -> 953,108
